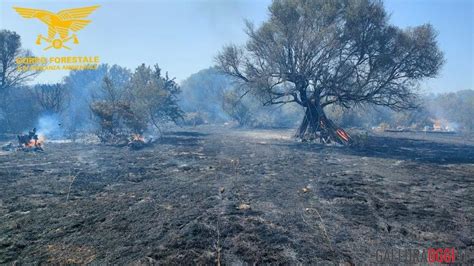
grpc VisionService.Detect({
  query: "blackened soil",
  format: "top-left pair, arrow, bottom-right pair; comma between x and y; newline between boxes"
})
0,126 -> 473,264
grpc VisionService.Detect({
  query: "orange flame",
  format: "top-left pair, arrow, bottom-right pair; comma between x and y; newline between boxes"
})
131,134 -> 145,142
433,119 -> 443,131
24,134 -> 45,148
336,129 -> 350,142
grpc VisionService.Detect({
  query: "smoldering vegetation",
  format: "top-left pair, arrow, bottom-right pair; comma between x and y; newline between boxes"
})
0,63 -> 472,264
1,127 -> 473,264
0,0 -> 473,263
0,54 -> 473,266
2,64 -> 472,141
179,67 -> 302,128
0,60 -> 474,264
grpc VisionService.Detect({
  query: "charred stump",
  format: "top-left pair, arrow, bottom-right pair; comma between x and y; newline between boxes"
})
296,103 -> 351,145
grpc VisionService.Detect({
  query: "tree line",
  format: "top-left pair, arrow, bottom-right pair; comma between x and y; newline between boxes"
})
0,29 -> 182,141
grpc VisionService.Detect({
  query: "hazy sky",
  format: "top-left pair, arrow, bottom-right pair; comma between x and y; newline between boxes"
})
1,0 -> 472,93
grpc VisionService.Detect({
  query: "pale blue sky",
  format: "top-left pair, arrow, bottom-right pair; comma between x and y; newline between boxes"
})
1,0 -> 472,93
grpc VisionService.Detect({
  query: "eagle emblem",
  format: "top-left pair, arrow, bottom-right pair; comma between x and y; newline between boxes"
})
13,6 -> 100,50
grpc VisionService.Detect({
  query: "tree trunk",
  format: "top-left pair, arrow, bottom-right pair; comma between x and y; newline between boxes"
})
296,102 -> 352,145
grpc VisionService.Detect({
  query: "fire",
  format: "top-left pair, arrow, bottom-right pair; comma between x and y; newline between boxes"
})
430,118 -> 454,132
24,134 -> 45,148
336,128 -> 351,143
433,119 -> 443,131
131,134 -> 145,142
128,133 -> 147,150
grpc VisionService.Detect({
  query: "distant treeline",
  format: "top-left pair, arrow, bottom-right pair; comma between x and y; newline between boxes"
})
0,64 -> 472,137
180,68 -> 474,132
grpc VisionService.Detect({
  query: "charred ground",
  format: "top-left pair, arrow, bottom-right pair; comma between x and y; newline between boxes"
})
0,126 -> 473,264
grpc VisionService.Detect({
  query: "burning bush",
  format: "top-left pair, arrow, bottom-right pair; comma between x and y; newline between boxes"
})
17,128 -> 44,151
91,64 -> 183,145
128,133 -> 147,150
90,101 -> 147,143
90,77 -> 145,143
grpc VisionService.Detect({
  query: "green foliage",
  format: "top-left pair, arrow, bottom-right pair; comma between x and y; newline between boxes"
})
90,76 -> 145,142
90,64 -> 183,141
127,64 -> 183,131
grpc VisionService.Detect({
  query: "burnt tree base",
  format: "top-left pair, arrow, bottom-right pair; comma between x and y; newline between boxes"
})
295,106 -> 352,145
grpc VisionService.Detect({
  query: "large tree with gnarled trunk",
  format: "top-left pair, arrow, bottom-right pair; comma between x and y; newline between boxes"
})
216,0 -> 443,144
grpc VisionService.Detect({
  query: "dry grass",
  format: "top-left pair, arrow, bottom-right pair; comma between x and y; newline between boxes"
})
302,207 -> 334,252
65,174 -> 77,202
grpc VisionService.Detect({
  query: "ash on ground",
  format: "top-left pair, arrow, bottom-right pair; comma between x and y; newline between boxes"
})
0,126 -> 472,264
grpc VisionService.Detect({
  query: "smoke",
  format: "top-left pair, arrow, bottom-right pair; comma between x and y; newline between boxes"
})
194,0 -> 269,39
60,64 -> 131,137
179,67 -> 232,123
446,121 -> 460,132
36,113 -> 64,139
179,67 -> 302,128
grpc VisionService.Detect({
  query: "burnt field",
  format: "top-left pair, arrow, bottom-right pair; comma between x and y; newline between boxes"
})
0,126 -> 473,264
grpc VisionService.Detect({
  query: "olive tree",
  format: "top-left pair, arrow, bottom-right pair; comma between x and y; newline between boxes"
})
217,0 -> 443,144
